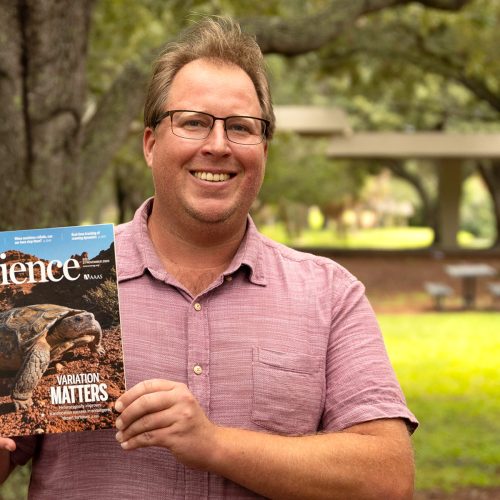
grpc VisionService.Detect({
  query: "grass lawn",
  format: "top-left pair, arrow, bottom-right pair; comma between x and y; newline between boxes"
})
380,312 -> 500,492
258,223 -> 491,249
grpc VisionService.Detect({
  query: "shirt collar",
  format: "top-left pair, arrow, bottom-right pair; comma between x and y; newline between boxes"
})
116,197 -> 267,286
115,198 -> 163,283
225,217 -> 267,286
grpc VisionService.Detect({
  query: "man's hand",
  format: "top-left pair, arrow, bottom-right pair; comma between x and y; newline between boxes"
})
0,438 -> 16,453
0,438 -> 16,484
115,379 -> 219,470
115,379 -> 414,499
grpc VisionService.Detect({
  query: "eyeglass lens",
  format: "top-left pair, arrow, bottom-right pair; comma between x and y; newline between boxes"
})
171,111 -> 265,145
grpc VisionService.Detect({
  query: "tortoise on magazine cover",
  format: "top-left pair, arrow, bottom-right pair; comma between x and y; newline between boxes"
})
0,304 -> 104,410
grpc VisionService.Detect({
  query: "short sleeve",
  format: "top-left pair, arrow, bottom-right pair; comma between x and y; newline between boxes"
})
322,279 -> 418,433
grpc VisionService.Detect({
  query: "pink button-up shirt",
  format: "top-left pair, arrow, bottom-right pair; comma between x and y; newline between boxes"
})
12,198 -> 417,499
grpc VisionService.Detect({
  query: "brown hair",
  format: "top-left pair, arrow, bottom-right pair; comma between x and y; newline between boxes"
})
143,16 -> 275,139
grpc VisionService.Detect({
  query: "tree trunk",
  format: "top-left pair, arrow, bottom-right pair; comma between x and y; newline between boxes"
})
477,161 -> 500,248
384,161 -> 440,244
0,1 -> 93,229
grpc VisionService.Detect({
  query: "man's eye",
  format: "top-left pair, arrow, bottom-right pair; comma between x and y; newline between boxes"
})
183,119 -> 208,128
228,122 -> 252,134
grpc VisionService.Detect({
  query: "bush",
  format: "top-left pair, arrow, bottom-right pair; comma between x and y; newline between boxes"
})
83,270 -> 120,328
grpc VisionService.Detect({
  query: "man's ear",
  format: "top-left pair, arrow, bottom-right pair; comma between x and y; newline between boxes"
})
143,127 -> 155,168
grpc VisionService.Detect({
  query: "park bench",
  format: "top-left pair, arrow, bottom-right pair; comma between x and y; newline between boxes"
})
424,282 -> 453,311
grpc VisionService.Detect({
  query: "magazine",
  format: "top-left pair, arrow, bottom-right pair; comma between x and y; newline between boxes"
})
0,224 -> 125,437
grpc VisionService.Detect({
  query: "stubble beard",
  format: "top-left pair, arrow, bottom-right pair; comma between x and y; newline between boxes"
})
184,202 -> 239,226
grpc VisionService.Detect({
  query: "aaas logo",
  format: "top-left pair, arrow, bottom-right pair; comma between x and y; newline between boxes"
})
83,274 -> 103,280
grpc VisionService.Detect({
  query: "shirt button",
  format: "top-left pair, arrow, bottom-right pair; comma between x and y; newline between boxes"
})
193,302 -> 202,311
193,365 -> 203,375
225,275 -> 233,282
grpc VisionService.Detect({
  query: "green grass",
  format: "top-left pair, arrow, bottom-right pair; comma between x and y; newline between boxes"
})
0,464 -> 30,499
258,223 -> 492,249
380,313 -> 500,492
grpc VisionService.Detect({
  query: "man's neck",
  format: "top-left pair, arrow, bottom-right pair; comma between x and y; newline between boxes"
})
147,207 -> 246,276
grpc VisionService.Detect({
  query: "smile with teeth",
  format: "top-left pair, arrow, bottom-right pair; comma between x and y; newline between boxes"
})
193,171 -> 232,182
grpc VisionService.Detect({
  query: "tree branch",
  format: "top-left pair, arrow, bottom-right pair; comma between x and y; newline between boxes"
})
416,0 -> 471,9
325,18 -> 500,114
386,160 -> 435,220
408,24 -> 500,112
80,48 -> 159,200
240,0 -> 473,55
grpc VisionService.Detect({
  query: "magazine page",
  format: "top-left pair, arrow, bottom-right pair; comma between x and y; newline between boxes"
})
0,224 -> 125,436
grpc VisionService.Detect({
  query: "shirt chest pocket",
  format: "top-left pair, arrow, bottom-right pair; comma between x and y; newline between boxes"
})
251,347 -> 325,435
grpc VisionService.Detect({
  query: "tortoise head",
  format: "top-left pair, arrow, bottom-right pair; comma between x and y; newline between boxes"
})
47,311 -> 102,346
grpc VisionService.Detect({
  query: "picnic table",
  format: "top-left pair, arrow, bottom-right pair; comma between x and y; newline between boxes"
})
445,263 -> 497,309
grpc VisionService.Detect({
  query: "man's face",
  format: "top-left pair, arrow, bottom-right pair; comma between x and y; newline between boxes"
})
143,58 -> 268,229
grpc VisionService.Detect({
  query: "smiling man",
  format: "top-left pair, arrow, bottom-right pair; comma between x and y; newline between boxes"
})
142,57 -> 269,297
1,17 -> 417,499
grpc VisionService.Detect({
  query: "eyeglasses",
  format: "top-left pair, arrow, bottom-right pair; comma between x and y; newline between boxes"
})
153,110 -> 269,145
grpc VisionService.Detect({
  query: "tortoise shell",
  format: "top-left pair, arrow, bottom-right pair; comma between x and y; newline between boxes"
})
0,304 -> 85,355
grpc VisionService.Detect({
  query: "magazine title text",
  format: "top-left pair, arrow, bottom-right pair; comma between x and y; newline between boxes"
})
0,254 -> 81,285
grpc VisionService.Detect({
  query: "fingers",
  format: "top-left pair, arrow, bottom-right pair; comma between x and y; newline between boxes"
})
115,379 -> 183,431
114,379 -> 211,456
115,379 -> 187,450
116,389 -> 175,430
116,408 -> 176,450
115,379 -> 177,413
0,438 -> 16,452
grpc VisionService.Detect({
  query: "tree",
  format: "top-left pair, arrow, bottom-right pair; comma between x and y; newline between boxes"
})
303,0 -> 500,245
478,161 -> 500,244
0,2 -> 93,228
0,0 -> 161,229
0,0 -> 478,230
257,133 -> 366,237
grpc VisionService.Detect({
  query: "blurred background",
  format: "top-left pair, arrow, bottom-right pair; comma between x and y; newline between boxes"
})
0,0 -> 499,498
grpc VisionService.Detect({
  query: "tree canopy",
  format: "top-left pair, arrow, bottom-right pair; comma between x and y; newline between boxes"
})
1,0 -> 498,245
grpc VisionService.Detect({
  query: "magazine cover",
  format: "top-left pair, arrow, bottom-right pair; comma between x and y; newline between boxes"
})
0,224 -> 125,437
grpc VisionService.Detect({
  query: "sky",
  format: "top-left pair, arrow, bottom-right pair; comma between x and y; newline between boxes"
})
0,223 -> 115,262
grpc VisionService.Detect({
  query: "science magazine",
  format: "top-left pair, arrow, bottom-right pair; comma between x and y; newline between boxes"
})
0,224 -> 125,436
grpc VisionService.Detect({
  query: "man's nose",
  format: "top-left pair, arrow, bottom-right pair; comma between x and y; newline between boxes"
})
202,120 -> 231,154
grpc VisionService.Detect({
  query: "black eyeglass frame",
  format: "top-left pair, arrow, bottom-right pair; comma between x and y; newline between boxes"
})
152,109 -> 270,145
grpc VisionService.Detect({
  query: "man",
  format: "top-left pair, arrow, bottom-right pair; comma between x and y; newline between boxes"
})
0,17 -> 417,499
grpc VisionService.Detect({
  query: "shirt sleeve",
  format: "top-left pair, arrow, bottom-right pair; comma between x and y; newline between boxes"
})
322,278 -> 418,433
